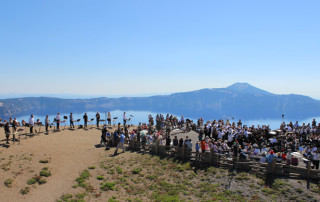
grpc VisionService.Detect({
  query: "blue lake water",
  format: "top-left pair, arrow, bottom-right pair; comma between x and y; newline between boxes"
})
10,110 -> 320,130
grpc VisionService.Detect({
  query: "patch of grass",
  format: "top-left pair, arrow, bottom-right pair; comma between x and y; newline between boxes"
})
146,175 -> 157,180
272,179 -> 289,190
88,166 -> 96,170
39,159 -> 49,164
101,182 -> 116,191
40,167 -> 51,177
152,192 -> 180,202
38,178 -> 47,185
76,170 -> 89,184
262,187 -> 277,195
108,169 -> 115,175
131,167 -> 142,174
1,161 -> 12,171
27,175 -> 47,185
4,178 -> 14,187
97,176 -> 104,180
116,166 -> 123,174
20,187 -> 30,195
235,172 -> 250,181
27,177 -> 37,185
296,188 -> 303,194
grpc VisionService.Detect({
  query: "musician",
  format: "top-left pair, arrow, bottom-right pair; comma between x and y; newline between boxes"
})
12,118 -> 18,132
29,114 -> 35,133
96,112 -> 100,128
123,112 -> 126,126
56,113 -> 61,130
4,122 -> 10,144
83,113 -> 88,128
68,113 -> 74,129
107,112 -> 111,125
45,115 -> 50,133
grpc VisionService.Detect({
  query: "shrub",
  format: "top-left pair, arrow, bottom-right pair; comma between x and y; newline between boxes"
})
20,187 -> 30,195
27,178 -> 37,185
4,179 -> 13,187
88,166 -> 96,170
101,182 -> 116,191
39,160 -> 49,164
38,178 -> 47,185
40,170 -> 51,177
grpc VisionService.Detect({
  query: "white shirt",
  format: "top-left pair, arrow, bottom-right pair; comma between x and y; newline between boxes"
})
123,114 -> 126,120
56,114 -> 61,121
313,153 -> 320,161
29,117 -> 34,126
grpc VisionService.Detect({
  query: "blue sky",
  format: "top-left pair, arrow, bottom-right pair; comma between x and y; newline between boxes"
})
0,0 -> 319,98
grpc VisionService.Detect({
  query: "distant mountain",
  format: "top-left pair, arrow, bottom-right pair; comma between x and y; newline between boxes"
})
225,82 -> 272,95
0,83 -> 319,120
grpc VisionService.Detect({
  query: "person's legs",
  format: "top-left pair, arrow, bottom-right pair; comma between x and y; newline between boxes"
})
57,122 -> 60,130
114,142 -> 121,154
314,160 -> 319,170
6,132 -> 9,144
121,142 -> 125,152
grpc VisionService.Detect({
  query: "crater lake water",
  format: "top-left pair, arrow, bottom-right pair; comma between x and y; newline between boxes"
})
10,110 -> 320,130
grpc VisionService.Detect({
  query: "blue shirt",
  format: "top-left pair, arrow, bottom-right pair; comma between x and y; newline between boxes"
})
195,143 -> 200,151
267,154 -> 275,163
120,134 -> 125,143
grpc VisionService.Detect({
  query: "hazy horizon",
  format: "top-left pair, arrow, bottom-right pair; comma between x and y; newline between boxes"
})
0,82 -> 320,100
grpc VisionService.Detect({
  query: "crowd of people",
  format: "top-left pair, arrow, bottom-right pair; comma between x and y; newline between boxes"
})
100,114 -> 320,170
1,112 -> 320,169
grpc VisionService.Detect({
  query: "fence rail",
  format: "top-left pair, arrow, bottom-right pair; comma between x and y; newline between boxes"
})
124,140 -> 320,180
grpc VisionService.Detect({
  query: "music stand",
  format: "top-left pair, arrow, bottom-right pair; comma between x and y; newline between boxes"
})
75,119 -> 81,129
63,116 -> 68,130
90,118 -> 94,129
35,122 -> 42,134
113,117 -> 118,127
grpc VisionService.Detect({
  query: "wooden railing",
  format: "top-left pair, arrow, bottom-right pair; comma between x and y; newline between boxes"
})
124,140 -> 320,180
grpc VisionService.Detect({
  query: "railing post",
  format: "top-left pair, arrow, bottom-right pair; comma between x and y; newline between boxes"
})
210,149 -> 213,164
155,141 -> 159,155
307,161 -> 311,178
182,144 -> 185,160
272,157 -> 277,174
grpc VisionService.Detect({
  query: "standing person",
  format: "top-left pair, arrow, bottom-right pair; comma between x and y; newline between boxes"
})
69,113 -> 74,129
107,112 -> 111,125
114,131 -> 125,155
45,115 -> 50,133
12,118 -> 18,132
56,113 -> 61,130
96,112 -> 100,128
4,122 -> 10,144
195,141 -> 200,161
313,150 -> 320,170
29,114 -> 35,134
83,113 -> 88,128
123,112 -> 126,126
